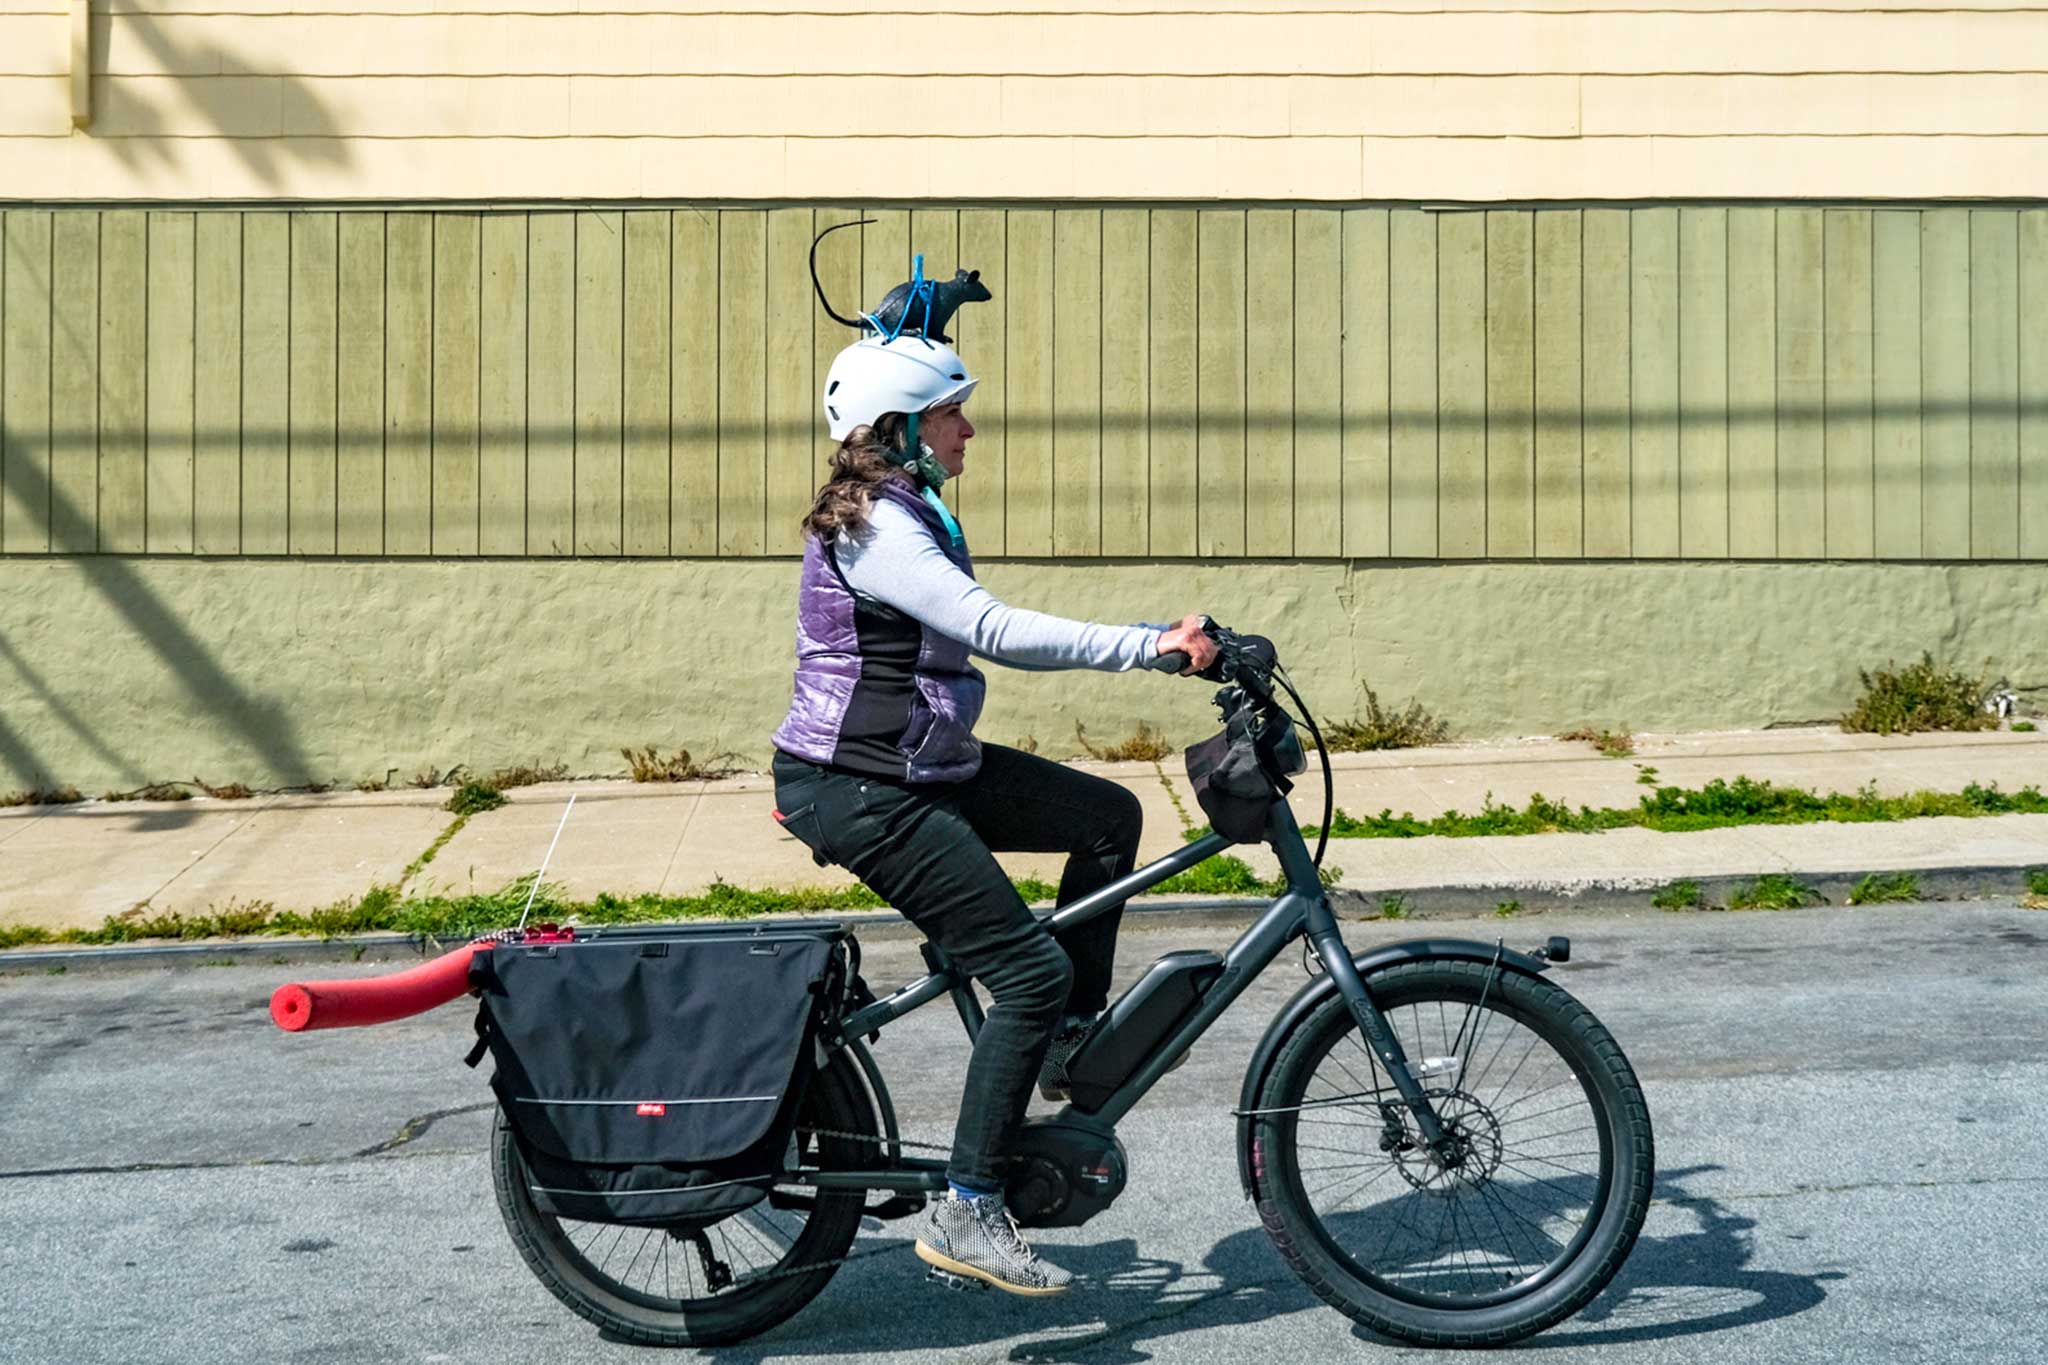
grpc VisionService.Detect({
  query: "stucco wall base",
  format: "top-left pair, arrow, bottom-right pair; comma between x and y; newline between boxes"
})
2,558 -> 2043,793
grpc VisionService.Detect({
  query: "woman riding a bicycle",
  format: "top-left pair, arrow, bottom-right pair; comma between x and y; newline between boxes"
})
769,324 -> 1217,1295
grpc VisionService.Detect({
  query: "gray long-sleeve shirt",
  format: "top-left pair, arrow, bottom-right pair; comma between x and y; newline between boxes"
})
835,498 -> 1163,671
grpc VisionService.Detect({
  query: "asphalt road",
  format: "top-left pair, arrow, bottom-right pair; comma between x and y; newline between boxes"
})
3,901 -> 2046,1364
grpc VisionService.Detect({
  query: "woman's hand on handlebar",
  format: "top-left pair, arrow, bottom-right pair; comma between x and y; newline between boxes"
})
1155,614 -> 1220,676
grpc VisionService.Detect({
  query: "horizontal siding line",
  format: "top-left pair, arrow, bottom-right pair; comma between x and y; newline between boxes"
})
63,5 -> 2048,13
65,68 -> 2048,80
20,133 -> 2048,143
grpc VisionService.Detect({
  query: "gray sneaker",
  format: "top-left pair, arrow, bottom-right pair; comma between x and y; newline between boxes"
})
914,1192 -> 1075,1296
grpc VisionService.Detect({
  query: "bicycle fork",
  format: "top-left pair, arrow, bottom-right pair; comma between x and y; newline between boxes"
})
1305,923 -> 1460,1158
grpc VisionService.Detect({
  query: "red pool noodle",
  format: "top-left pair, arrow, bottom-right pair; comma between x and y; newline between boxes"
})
270,941 -> 485,1032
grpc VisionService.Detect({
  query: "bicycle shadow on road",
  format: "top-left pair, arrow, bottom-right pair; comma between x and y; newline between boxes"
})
692,1163 -> 1837,1362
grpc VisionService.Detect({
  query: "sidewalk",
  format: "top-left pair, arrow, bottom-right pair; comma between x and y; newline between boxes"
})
4,728 -> 2047,933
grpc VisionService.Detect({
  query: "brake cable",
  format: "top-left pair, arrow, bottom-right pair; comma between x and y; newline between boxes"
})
1269,661 -> 1335,870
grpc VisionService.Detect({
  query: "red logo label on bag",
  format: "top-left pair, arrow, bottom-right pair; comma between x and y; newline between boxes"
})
636,1103 -> 666,1117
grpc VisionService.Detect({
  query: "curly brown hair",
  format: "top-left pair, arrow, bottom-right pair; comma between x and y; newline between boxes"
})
800,413 -> 914,540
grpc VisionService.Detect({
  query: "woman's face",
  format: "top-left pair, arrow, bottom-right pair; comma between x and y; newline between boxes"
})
921,402 -> 975,479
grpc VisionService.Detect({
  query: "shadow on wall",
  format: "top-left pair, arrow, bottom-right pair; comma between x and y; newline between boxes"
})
0,423 -> 317,797
91,12 -> 354,187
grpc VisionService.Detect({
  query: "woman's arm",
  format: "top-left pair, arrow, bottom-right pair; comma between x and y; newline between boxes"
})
835,501 -> 1162,670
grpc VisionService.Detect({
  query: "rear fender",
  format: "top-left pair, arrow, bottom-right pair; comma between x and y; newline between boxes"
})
1233,938 -> 1551,1198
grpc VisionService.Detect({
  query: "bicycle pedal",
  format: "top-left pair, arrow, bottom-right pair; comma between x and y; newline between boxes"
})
925,1267 -> 990,1294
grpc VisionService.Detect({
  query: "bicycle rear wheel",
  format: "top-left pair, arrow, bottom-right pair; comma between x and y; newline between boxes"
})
492,1051 -> 878,1348
1248,960 -> 1653,1346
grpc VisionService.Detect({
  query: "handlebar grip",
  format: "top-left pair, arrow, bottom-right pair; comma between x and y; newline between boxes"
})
269,941 -> 485,1032
1146,650 -> 1192,673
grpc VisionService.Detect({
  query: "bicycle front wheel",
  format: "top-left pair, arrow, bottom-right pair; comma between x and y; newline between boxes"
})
1248,960 -> 1653,1347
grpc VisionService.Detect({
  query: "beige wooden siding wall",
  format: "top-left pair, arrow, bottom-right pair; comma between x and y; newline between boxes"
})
4,3 -> 2048,200
5,203 -> 2047,561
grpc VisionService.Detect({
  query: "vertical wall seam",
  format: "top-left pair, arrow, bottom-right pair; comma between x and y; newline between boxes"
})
142,211 -> 151,553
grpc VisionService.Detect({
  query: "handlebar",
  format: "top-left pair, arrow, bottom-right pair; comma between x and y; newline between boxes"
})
269,941 -> 485,1032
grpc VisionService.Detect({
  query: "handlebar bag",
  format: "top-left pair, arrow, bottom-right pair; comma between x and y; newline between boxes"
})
1184,706 -> 1289,844
471,923 -> 849,1227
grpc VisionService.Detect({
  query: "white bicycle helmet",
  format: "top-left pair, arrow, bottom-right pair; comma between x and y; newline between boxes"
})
821,335 -> 978,442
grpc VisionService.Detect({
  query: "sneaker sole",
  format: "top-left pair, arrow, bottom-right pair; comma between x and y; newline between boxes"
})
914,1240 -> 1071,1297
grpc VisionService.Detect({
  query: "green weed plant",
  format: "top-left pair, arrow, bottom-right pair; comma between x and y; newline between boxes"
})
1842,653 -> 1997,735
1728,875 -> 1825,911
1848,872 -> 1921,905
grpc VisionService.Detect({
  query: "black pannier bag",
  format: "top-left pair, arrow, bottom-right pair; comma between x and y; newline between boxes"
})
469,922 -> 851,1227
1183,703 -> 1290,844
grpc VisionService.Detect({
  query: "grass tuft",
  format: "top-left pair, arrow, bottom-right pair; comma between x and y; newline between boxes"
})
103,783 -> 192,803
1842,653 -> 1997,735
1492,899 -> 1523,918
0,785 -> 84,808
485,762 -> 569,790
1848,871 -> 1921,905
1559,726 -> 1636,758
198,780 -> 255,800
1651,879 -> 1708,911
1074,720 -> 1172,763
1316,683 -> 1450,752
1378,893 -> 1410,920
2025,868 -> 2048,898
1306,776 -> 2048,842
622,746 -> 738,783
1728,874 -> 1825,911
2014,721 -> 2038,733
443,782 -> 507,817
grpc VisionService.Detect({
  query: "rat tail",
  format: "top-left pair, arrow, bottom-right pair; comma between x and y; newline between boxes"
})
810,219 -> 876,331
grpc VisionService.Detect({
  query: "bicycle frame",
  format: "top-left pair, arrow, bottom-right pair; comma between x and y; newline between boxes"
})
796,791 -> 1458,1194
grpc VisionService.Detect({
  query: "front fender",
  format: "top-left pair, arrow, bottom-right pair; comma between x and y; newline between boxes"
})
1232,938 -> 1551,1199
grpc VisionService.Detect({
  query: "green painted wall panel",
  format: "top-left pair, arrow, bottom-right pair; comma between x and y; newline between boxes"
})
1053,208 -> 1104,558
763,208 -> 814,559
2023,211 -> 2048,561
1630,208 -> 1680,559
1775,209 -> 1826,560
1872,211 -> 1923,559
288,212 -> 338,557
1293,210 -> 1342,559
99,211 -> 148,556
3,211 -> 53,555
1921,209 -> 1972,560
1196,210 -> 1246,559
1485,210 -> 1534,560
1245,208 -> 1293,557
669,209 -> 718,558
240,214 -> 289,556
576,210 -> 626,558
1824,210 -> 1875,560
146,212 -> 195,556
382,213 -> 432,557
1388,209 -> 1437,559
1678,208 -> 1729,560
1970,210 -> 2020,560
5,204 -> 2045,564
1437,211 -> 1485,559
1102,208 -> 1150,558
1726,207 -> 1777,559
1533,210 -> 1581,559
334,214 -> 383,556
479,214 -> 528,557
1340,208 -> 1391,559
1005,210 -> 1055,558
1148,209 -> 1198,558
49,212 -> 98,555
1582,209 -> 1630,558
955,208 -> 1007,552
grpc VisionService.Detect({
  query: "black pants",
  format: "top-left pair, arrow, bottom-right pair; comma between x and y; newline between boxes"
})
772,744 -> 1143,1189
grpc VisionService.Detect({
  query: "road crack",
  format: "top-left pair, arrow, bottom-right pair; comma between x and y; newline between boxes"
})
0,1103 -> 497,1182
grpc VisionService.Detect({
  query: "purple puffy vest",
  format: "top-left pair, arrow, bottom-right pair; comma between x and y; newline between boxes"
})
770,478 -> 986,783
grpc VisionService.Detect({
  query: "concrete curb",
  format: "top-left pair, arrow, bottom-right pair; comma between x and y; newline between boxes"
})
5,862 -> 2041,971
